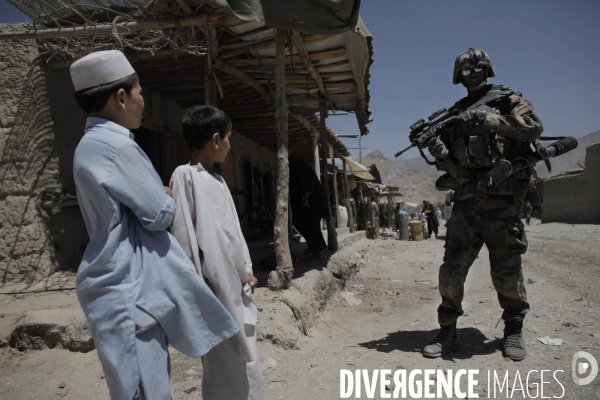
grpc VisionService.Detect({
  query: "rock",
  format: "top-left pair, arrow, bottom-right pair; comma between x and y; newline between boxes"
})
183,386 -> 197,394
261,357 -> 278,372
100,374 -> 105,379
59,381 -> 66,389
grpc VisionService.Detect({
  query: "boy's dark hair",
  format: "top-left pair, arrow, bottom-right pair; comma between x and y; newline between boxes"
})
73,73 -> 138,114
182,105 -> 232,151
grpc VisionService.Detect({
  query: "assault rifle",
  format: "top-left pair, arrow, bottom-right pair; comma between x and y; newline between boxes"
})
394,85 -> 515,162
394,85 -> 579,187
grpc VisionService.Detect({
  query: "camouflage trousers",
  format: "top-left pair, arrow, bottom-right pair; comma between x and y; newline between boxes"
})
438,196 -> 529,326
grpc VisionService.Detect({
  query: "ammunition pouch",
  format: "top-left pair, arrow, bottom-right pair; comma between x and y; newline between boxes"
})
452,139 -> 470,167
452,170 -> 531,201
489,159 -> 514,185
435,173 -> 460,191
436,159 -> 471,184
469,135 -> 493,167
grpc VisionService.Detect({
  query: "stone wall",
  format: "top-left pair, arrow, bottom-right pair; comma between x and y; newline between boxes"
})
0,26 -> 88,284
543,142 -> 600,224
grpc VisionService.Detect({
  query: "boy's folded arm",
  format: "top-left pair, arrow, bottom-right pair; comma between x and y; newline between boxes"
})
106,144 -> 175,231
168,168 -> 201,269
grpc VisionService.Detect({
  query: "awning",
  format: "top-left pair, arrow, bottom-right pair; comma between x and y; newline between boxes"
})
343,156 -> 375,181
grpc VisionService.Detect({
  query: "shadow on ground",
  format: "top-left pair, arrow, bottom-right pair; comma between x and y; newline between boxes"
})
357,327 -> 503,360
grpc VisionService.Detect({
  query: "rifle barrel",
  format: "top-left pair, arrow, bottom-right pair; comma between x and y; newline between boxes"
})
394,144 -> 414,158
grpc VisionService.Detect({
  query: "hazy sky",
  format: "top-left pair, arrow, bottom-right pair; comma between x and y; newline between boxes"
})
2,0 -> 599,161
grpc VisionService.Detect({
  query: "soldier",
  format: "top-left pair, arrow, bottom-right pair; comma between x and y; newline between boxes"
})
422,48 -> 543,361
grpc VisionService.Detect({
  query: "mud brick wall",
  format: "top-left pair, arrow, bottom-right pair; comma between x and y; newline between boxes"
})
583,143 -> 600,223
0,25 -> 88,283
543,142 -> 600,224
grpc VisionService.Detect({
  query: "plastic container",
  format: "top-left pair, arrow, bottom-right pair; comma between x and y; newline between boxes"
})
409,220 -> 423,241
338,205 -> 349,228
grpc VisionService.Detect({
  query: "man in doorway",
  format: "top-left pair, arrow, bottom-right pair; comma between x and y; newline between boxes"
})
288,155 -> 329,259
367,195 -> 380,239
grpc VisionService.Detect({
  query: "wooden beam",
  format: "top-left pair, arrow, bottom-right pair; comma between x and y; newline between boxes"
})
227,48 -> 346,67
320,101 -> 338,251
174,0 -> 194,15
218,37 -> 274,58
0,13 -> 238,41
291,31 -> 332,110
259,80 -> 356,90
221,26 -> 272,44
205,24 -> 218,106
316,60 -> 350,71
48,48 -> 199,69
291,113 -> 320,137
212,57 -> 270,101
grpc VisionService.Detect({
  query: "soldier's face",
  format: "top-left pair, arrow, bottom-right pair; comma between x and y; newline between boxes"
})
460,68 -> 486,90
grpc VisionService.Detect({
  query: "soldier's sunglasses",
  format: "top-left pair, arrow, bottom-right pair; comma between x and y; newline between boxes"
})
460,66 -> 484,76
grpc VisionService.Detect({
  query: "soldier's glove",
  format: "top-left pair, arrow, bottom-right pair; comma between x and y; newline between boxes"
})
457,108 -> 488,126
428,138 -> 449,160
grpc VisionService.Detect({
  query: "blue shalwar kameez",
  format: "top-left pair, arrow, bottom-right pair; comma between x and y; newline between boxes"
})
73,118 -> 239,400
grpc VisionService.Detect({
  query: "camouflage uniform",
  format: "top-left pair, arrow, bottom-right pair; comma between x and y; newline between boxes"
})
439,195 -> 529,325
435,51 -> 543,327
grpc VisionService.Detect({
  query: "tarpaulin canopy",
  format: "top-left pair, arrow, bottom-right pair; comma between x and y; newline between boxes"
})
343,156 -> 375,181
199,0 -> 361,34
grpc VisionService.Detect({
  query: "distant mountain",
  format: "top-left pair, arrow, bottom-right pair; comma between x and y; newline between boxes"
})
360,151 -> 446,205
536,130 -> 600,178
394,154 -> 441,175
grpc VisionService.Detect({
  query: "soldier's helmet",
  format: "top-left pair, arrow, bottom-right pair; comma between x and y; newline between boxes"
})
453,48 -> 496,85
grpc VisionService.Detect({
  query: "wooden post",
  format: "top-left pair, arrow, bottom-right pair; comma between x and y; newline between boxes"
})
205,24 -> 218,106
342,158 -> 349,200
313,134 -> 320,182
269,29 -> 293,290
388,194 -> 392,229
343,158 -> 354,232
320,102 -> 338,251
333,165 -> 340,228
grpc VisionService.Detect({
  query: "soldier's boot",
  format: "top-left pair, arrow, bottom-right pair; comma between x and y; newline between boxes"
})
422,322 -> 459,358
503,320 -> 527,361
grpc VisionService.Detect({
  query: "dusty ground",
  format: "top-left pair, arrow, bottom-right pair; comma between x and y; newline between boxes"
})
1,220 -> 600,399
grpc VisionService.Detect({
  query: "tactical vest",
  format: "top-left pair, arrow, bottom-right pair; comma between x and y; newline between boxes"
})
439,84 -> 538,199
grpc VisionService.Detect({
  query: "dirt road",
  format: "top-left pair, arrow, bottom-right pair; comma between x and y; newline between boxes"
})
1,220 -> 599,399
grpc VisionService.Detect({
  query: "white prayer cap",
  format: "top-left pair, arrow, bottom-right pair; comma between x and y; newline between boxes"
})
70,50 -> 136,92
